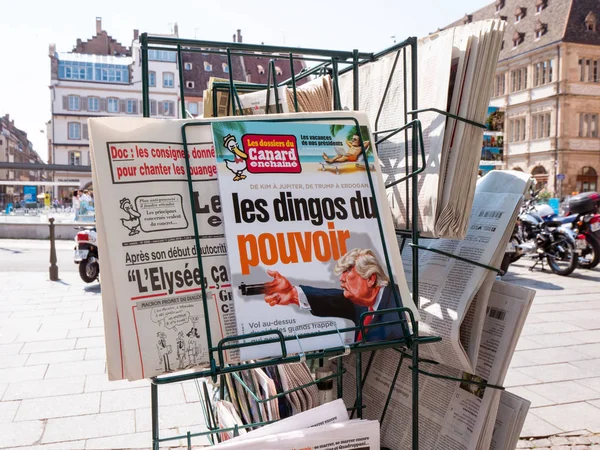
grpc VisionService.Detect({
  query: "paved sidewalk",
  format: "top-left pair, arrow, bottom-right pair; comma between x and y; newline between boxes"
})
0,272 -> 209,450
503,261 -> 600,439
1,259 -> 599,449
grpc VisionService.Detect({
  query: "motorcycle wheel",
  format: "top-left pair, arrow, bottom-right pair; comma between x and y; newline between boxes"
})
579,234 -> 600,269
546,231 -> 578,276
79,259 -> 99,283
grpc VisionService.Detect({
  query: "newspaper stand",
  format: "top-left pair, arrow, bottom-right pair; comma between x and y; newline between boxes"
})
138,33 -> 502,450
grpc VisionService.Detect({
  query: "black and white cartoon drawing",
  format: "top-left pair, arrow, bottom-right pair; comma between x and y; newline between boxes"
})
222,134 -> 248,181
119,198 -> 141,236
186,316 -> 201,338
157,331 -> 172,372
187,338 -> 200,365
176,331 -> 186,370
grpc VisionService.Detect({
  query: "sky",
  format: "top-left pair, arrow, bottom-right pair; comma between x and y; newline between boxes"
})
0,0 -> 488,162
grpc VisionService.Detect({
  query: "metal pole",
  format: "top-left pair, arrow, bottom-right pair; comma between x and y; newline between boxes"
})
152,383 -> 159,450
49,218 -> 59,281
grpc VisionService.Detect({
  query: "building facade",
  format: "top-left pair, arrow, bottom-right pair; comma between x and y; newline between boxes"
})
445,0 -> 600,197
181,30 -> 306,117
49,22 -> 307,203
0,114 -> 46,208
48,18 -> 180,203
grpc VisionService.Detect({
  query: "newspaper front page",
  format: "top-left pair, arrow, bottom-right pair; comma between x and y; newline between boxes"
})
90,117 -> 238,380
210,112 -> 418,361
212,419 -> 380,450
403,190 -> 522,372
338,280 -> 535,450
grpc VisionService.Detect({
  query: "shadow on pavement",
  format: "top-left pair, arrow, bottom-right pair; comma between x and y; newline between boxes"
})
502,272 -> 564,290
84,283 -> 101,293
0,247 -> 23,254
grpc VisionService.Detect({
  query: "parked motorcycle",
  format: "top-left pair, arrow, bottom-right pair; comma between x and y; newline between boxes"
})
74,226 -> 99,283
561,192 -> 600,269
501,198 -> 579,276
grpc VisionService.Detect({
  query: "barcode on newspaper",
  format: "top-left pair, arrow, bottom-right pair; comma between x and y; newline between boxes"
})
486,306 -> 506,321
479,210 -> 504,219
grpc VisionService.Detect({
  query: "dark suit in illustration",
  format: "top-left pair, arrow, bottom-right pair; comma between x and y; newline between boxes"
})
299,284 -> 408,342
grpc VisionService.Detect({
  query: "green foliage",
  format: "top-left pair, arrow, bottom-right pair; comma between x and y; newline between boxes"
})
538,189 -> 552,201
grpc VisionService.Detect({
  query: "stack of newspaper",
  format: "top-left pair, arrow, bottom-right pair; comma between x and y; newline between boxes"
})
211,399 -> 380,450
404,170 -> 534,374
338,280 -> 533,450
216,360 -> 324,438
339,19 -> 506,239
203,75 -> 333,118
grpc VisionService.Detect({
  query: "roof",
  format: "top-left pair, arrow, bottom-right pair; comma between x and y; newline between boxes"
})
242,54 -> 305,85
56,52 -> 133,66
441,0 -> 591,62
182,51 -> 246,97
563,0 -> 600,46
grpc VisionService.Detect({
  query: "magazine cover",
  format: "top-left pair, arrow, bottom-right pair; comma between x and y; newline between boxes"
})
211,111 -> 418,361
89,117 -> 238,380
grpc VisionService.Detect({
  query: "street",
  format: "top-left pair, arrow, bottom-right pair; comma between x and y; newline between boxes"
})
0,240 -> 599,449
0,239 -> 78,273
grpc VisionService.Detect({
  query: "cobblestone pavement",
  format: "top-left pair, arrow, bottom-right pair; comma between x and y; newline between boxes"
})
0,271 -> 209,449
503,260 -> 600,447
1,249 -> 600,449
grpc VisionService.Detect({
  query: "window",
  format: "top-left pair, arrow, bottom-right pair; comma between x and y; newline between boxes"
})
58,60 -> 128,83
126,99 -> 137,114
204,61 -> 212,72
163,72 -> 174,88
68,122 -> 81,140
186,81 -> 195,88
577,166 -> 597,192
509,117 -> 527,142
579,113 -> 599,138
585,12 -> 597,32
533,60 -> 553,86
68,95 -> 80,111
150,99 -> 157,116
579,58 -> 599,82
184,62 -> 193,70
257,65 -> 265,74
536,0 -> 547,13
510,67 -> 527,92
515,6 -> 525,22
535,21 -> 547,39
149,71 -> 156,87
107,97 -> 119,113
223,63 -> 229,73
69,151 -> 81,166
512,32 -> 524,48
531,165 -> 548,190
94,65 -> 129,83
531,112 -> 552,139
162,101 -> 174,116
188,102 -> 198,115
87,97 -> 99,112
495,0 -> 505,12
148,50 -> 177,62
494,73 -> 506,97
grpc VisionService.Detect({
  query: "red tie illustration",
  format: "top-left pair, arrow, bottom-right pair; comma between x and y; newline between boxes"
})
357,307 -> 375,342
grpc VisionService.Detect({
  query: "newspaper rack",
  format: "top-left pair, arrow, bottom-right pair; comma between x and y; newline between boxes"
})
138,33 -> 502,450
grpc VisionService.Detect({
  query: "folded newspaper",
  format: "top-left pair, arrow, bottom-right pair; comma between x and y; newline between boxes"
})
338,19 -> 505,239
338,280 -> 535,450
402,170 -> 533,373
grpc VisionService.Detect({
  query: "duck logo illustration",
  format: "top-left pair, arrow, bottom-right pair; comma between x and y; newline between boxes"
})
119,198 -> 141,236
222,134 -> 248,181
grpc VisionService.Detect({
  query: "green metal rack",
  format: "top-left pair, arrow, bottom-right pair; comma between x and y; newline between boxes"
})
138,33 -> 499,450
